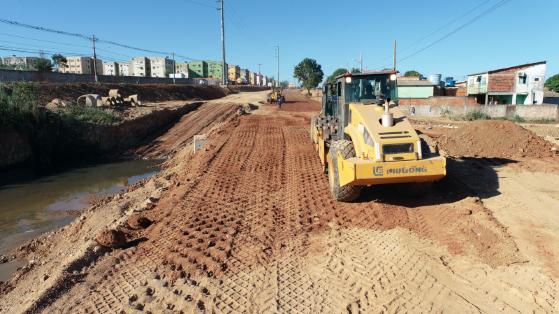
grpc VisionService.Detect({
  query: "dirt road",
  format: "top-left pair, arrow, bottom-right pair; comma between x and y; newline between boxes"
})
1,90 -> 558,313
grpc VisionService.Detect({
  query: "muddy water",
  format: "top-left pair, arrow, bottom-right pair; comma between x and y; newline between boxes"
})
0,160 -> 160,281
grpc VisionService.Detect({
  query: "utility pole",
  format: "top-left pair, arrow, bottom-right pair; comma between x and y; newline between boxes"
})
172,52 -> 176,84
393,40 -> 397,72
219,0 -> 227,85
359,52 -> 363,73
274,45 -> 279,87
92,34 -> 98,83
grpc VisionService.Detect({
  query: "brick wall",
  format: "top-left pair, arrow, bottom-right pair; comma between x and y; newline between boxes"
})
444,87 -> 467,97
488,73 -> 515,92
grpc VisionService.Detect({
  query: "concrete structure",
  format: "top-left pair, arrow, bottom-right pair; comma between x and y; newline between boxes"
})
397,80 -> 436,99
149,57 -> 173,78
249,71 -> 257,85
399,102 -> 558,122
103,62 -> 119,76
240,69 -> 249,82
228,64 -> 240,82
116,62 -> 130,76
467,61 -> 547,105
188,61 -> 207,78
131,57 -> 150,77
175,62 -> 189,77
61,56 -> 102,75
0,68 -> 228,86
1,56 -> 51,71
206,61 -> 223,80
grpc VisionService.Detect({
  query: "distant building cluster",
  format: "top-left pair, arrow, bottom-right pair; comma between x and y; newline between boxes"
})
1,54 -> 272,86
0,56 -> 51,71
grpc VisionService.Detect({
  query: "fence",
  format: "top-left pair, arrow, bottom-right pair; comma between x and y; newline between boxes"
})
0,69 -> 219,85
399,103 -> 559,121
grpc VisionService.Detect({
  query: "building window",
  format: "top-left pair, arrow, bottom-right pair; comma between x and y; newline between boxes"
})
518,74 -> 527,85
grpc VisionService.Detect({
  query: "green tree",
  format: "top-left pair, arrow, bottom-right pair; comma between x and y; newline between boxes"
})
294,58 -> 324,95
545,74 -> 559,92
36,59 -> 52,72
280,80 -> 290,88
51,54 -> 67,71
350,68 -> 361,74
404,70 -> 422,77
326,68 -> 347,83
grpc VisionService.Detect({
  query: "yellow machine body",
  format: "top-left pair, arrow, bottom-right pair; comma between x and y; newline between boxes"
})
313,103 -> 446,187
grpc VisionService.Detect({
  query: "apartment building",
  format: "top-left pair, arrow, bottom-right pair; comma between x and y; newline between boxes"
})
188,61 -> 208,78
116,62 -> 130,76
103,62 -> 119,76
61,56 -> 103,75
206,60 -> 224,80
149,57 -> 174,78
131,57 -> 150,77
228,64 -> 240,82
1,56 -> 51,70
175,62 -> 189,77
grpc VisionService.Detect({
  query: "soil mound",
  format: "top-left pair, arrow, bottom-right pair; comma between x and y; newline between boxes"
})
127,215 -> 153,230
95,229 -> 127,248
438,120 -> 558,159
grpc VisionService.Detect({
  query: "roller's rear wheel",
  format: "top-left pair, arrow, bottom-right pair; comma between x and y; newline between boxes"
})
328,140 -> 362,202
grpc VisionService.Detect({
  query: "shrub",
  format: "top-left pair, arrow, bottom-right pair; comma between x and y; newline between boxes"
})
0,82 -> 40,127
61,106 -> 121,125
463,109 -> 491,121
511,115 -> 526,123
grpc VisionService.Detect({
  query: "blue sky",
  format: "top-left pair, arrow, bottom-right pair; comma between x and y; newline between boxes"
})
1,0 -> 557,82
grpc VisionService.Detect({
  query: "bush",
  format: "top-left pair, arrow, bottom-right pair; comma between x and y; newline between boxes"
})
511,115 -> 526,123
545,74 -> 559,92
0,82 -> 40,128
463,110 -> 491,121
61,106 -> 121,125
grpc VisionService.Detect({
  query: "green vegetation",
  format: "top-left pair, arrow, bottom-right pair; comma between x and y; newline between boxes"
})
36,59 -> 52,72
327,68 -> 347,83
462,110 -> 491,121
1,82 -> 121,128
294,58 -> 324,95
545,74 -> 559,92
511,115 -> 526,123
60,106 -> 121,125
404,70 -> 422,77
0,82 -> 40,128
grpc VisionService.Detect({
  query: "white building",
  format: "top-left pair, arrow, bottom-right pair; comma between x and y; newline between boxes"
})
116,62 -> 130,76
61,56 -> 102,75
149,57 -> 173,78
103,62 -> 119,76
1,56 -> 51,70
467,61 -> 547,105
130,57 -> 150,77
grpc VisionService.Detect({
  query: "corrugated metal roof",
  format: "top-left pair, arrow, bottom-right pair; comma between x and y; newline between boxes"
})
468,61 -> 546,76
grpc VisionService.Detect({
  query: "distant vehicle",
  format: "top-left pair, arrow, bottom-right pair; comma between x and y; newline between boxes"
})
267,87 -> 282,103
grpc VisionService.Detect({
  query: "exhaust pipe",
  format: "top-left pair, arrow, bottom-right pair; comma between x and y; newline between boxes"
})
381,101 -> 394,127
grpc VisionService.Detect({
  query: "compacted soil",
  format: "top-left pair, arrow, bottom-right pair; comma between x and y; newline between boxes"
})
1,90 -> 558,313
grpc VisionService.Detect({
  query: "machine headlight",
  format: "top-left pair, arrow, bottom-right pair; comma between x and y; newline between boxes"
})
390,74 -> 397,81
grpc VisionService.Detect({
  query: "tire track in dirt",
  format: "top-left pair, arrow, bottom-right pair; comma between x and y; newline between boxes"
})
15,93 -> 558,313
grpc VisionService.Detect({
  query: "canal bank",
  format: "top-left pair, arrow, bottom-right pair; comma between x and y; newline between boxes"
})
0,159 -> 161,282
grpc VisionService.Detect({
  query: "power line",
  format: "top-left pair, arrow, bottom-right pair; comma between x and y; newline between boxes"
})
0,18 -> 200,61
398,0 -> 512,64
399,0 -> 491,54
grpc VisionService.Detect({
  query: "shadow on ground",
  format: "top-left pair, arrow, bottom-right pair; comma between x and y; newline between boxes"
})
358,157 -> 517,207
